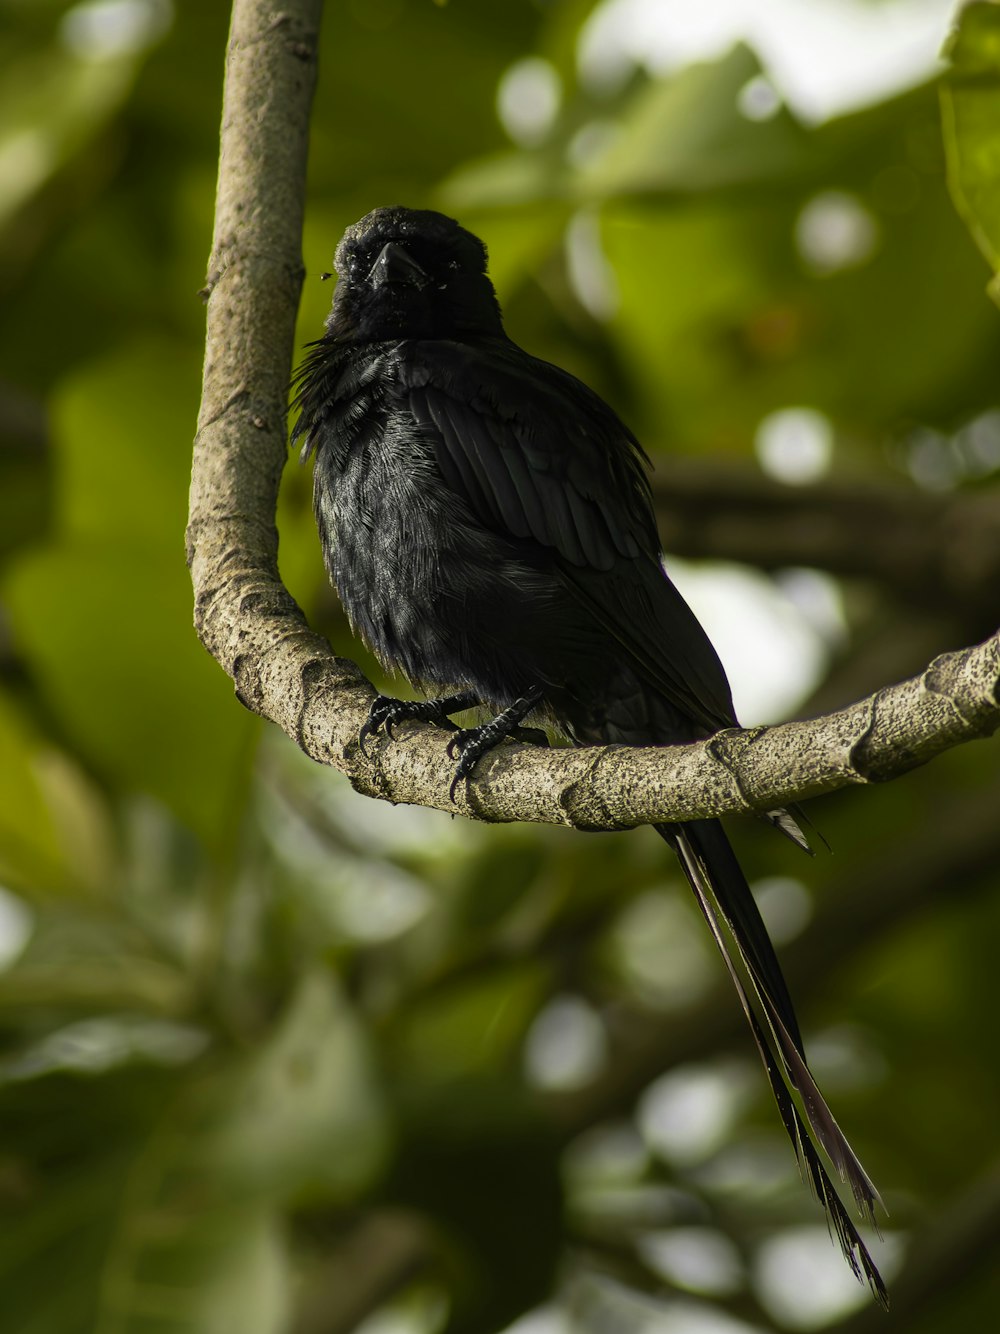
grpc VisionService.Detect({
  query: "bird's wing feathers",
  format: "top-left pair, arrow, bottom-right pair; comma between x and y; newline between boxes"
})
402,338 -> 735,733
560,561 -> 736,734
405,339 -> 653,569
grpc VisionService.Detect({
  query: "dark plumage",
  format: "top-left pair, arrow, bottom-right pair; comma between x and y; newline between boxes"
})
292,205 -> 886,1303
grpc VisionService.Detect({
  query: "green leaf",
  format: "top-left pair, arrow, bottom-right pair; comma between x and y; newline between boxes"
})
95,1205 -> 290,1334
199,970 -> 390,1204
0,687 -> 66,893
49,338 -> 197,550
0,682 -> 115,898
942,0 -> 1000,299
0,908 -> 192,1020
0,971 -> 385,1333
306,0 -> 545,193
389,961 -> 549,1087
6,544 -> 255,846
443,45 -> 810,209
3,341 -> 257,848
600,83 -> 1000,450
0,1068 -> 291,1334
0,42 -> 138,235
576,45 -> 809,199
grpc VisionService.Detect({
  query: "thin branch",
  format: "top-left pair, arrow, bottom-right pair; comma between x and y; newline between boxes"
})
651,458 -> 1000,621
188,0 -> 1000,837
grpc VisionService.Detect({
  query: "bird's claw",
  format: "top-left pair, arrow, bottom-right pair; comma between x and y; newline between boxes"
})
359,692 -> 474,759
446,727 -> 483,802
358,695 -> 400,757
360,690 -> 541,802
445,688 -> 545,802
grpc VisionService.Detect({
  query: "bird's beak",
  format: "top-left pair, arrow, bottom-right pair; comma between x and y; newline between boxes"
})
367,242 -> 428,289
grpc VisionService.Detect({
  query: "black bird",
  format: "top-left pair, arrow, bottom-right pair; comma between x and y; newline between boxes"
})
292,206 -> 887,1303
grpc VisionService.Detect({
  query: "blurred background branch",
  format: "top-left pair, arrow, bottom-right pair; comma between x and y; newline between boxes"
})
652,460 -> 1000,622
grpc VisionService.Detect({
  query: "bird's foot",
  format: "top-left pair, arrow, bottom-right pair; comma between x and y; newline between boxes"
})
359,691 -> 478,757
446,687 -> 544,801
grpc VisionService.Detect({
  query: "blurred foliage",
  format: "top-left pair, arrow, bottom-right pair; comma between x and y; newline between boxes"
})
942,0 -> 1000,298
1,2 -> 1000,1333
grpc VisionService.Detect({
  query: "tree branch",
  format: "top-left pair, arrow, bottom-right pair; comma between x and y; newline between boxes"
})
651,458 -> 1000,622
188,0 -> 324,703
188,0 -> 1000,836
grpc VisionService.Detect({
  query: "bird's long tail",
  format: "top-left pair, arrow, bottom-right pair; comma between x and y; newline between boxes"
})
657,819 -> 888,1306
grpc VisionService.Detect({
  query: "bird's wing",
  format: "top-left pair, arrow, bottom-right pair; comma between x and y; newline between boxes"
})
403,338 -> 654,567
400,338 -> 735,734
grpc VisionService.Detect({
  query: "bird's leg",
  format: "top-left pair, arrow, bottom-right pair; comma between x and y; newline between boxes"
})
446,686 -> 545,801
359,690 -> 479,756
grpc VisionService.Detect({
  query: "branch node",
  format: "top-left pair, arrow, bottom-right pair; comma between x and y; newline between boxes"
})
197,385 -> 250,434
847,689 -> 890,782
704,726 -> 767,813
560,744 -> 635,831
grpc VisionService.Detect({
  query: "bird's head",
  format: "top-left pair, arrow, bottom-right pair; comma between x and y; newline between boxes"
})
324,206 -> 504,343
